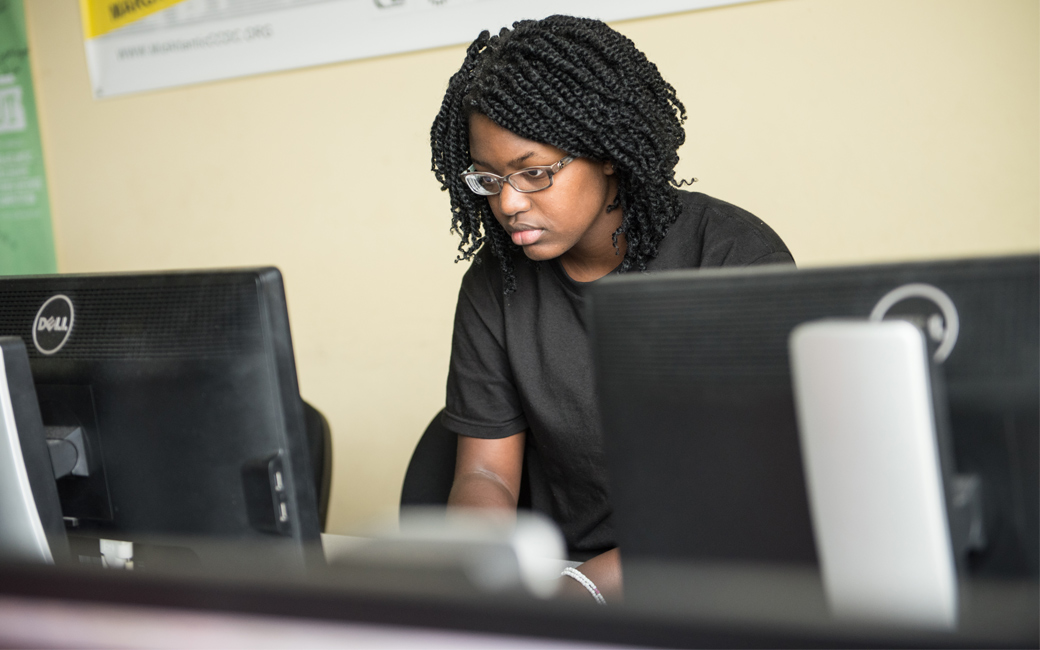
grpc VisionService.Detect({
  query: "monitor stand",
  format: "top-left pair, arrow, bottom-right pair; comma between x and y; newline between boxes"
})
790,319 -> 971,628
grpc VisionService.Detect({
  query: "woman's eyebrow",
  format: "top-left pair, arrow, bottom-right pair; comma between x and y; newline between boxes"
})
507,152 -> 538,168
470,151 -> 539,171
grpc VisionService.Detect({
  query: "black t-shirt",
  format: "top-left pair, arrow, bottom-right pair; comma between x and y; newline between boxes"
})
441,191 -> 794,555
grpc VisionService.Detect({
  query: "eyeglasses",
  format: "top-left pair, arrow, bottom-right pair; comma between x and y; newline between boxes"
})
461,155 -> 576,196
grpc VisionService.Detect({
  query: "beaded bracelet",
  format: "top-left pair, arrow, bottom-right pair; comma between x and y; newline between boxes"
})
561,566 -> 607,605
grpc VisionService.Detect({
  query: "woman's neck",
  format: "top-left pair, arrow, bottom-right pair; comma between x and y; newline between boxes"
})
560,232 -> 628,282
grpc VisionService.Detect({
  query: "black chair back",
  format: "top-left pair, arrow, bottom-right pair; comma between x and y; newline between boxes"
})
303,401 -> 332,532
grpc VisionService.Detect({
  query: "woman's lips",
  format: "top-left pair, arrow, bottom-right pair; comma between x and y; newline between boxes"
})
510,228 -> 544,246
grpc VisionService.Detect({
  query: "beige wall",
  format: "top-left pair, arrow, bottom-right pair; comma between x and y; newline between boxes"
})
24,0 -> 1039,533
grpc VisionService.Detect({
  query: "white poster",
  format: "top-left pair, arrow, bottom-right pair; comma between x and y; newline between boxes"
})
82,0 -> 752,98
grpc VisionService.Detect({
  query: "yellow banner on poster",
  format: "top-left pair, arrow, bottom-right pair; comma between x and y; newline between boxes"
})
80,0 -> 187,39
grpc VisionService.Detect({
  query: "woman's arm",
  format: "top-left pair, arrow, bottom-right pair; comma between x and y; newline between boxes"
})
447,432 -> 526,513
449,433 -> 623,603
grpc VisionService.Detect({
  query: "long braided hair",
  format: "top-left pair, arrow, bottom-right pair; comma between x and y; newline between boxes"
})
431,15 -> 689,293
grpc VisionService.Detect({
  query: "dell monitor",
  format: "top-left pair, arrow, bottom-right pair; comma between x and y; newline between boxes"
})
0,268 -> 322,574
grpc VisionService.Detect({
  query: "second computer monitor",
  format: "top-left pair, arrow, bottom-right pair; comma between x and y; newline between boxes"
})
589,255 -> 1038,580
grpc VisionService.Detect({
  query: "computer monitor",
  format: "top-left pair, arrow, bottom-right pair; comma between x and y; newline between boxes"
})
588,255 -> 1038,583
0,268 -> 322,574
0,337 -> 68,565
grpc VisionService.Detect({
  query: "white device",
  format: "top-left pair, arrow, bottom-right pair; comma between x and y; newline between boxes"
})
326,509 -> 568,599
789,319 -> 958,629
0,350 -> 54,564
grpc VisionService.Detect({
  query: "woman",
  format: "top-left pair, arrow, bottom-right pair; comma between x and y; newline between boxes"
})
430,15 -> 793,603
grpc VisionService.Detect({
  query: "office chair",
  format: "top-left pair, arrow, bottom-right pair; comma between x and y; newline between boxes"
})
303,401 -> 332,532
401,410 -> 531,512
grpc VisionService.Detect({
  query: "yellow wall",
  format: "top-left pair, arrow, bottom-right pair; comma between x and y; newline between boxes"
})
24,0 -> 1039,533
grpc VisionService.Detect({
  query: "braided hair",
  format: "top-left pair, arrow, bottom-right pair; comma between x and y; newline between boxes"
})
430,15 -> 689,293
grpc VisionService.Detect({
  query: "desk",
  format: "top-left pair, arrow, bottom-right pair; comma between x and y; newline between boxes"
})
0,555 -> 1035,649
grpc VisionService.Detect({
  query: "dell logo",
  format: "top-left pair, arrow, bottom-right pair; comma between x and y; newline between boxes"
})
32,294 -> 75,355
37,316 -> 69,332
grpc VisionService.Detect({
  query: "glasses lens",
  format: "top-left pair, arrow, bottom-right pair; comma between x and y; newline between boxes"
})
509,168 -> 551,192
464,173 -> 500,196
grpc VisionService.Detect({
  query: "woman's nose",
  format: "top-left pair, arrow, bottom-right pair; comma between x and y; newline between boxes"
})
497,182 -> 531,217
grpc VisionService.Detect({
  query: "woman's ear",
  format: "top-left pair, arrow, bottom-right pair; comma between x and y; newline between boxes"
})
603,161 -> 615,175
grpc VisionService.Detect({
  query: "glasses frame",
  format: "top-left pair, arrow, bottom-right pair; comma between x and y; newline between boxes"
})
460,155 -> 576,196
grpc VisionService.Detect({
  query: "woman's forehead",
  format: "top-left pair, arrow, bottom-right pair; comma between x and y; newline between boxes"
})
467,114 -> 564,170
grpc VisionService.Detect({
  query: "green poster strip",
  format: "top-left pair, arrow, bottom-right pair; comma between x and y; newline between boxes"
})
0,0 -> 56,275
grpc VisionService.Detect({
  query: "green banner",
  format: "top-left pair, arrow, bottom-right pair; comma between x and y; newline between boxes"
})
0,0 -> 56,275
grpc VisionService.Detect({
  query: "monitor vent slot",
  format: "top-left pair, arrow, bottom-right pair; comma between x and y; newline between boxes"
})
594,261 -> 1039,385
0,283 -> 265,360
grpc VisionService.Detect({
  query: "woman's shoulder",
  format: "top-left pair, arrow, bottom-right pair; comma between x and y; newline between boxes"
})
652,191 -> 794,269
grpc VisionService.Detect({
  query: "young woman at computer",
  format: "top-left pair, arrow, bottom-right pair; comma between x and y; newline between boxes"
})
430,15 -> 793,603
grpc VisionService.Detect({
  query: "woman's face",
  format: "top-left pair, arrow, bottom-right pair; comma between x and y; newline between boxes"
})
468,114 -> 621,275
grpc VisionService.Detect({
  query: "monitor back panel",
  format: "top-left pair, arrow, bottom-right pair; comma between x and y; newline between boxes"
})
588,255 -> 1039,579
0,269 -> 320,571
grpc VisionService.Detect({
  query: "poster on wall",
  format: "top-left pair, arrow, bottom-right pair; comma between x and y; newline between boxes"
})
81,0 -> 752,99
0,0 -> 56,275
